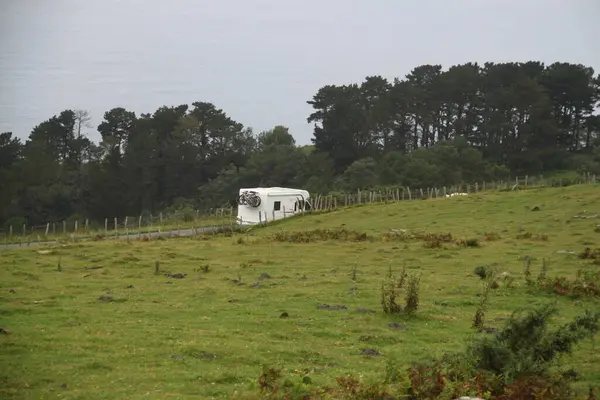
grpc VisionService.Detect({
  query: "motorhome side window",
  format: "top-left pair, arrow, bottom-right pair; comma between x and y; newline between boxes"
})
273,201 -> 281,211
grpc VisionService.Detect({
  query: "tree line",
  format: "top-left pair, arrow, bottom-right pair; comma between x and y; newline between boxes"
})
1,60 -> 599,226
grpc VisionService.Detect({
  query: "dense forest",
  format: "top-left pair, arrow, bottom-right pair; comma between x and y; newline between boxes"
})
1,60 -> 599,226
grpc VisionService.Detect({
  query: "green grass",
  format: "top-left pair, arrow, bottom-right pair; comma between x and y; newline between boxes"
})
1,215 -> 237,246
1,184 -> 599,399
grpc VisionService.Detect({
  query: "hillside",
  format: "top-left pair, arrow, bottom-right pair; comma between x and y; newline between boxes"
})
1,184 -> 599,399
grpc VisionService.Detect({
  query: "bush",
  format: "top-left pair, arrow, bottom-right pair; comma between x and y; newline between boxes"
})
484,231 -> 501,241
474,265 -> 489,279
270,228 -> 370,243
403,303 -> 600,399
516,231 -> 549,241
469,303 -> 599,381
579,247 -> 600,264
456,238 -> 480,247
381,266 -> 420,315
404,274 -> 420,314
381,279 -> 403,314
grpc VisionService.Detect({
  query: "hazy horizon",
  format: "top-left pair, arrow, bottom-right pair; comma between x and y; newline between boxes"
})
1,0 -> 599,145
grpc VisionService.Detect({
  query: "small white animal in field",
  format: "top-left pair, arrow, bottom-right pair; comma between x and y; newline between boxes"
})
444,192 -> 468,198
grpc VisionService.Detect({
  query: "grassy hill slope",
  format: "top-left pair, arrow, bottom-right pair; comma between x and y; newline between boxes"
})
1,184 -> 599,399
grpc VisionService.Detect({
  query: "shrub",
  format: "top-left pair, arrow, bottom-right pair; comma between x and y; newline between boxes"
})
381,267 -> 420,315
572,269 -> 600,297
405,303 -> 600,399
270,228 -> 370,243
473,269 -> 496,330
384,229 -> 415,242
421,232 -> 454,249
423,239 -> 443,249
258,365 -> 283,395
474,265 -> 489,279
381,279 -> 403,314
484,231 -> 501,241
579,247 -> 600,264
404,274 -> 420,315
468,303 -> 600,382
516,231 -> 549,241
396,264 -> 408,288
334,375 -> 391,399
456,238 -> 480,248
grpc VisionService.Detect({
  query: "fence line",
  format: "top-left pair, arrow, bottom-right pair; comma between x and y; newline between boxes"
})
1,173 -> 597,246
307,173 -> 597,212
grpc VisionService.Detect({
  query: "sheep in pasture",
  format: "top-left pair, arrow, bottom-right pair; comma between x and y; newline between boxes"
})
444,192 -> 468,198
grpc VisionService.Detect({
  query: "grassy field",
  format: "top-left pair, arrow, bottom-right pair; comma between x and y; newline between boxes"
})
1,214 -> 237,247
1,184 -> 599,399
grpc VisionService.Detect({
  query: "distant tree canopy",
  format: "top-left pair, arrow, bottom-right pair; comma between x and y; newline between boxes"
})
1,61 -> 599,225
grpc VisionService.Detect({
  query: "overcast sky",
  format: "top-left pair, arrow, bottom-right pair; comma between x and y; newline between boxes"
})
0,0 -> 599,145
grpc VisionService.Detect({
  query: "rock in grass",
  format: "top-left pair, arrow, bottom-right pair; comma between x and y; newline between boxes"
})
361,348 -> 380,356
317,303 -> 347,311
388,322 -> 406,330
164,273 -> 186,279
355,308 -> 376,314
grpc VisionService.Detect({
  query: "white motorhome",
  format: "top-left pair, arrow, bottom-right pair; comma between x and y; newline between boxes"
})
236,187 -> 311,225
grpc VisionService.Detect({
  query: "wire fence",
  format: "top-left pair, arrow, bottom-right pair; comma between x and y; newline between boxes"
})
1,173 -> 597,246
308,174 -> 598,211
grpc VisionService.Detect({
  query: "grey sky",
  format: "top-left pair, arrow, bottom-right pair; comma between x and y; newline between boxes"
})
0,0 -> 598,145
